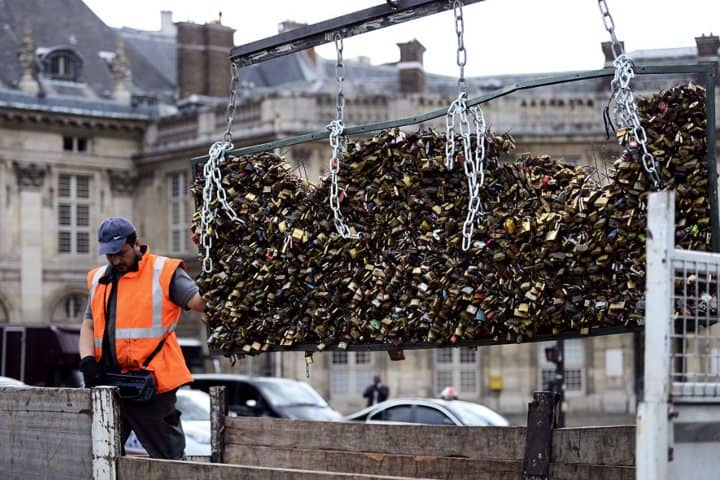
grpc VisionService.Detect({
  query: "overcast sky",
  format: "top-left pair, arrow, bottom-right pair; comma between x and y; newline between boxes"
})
83,0 -> 720,77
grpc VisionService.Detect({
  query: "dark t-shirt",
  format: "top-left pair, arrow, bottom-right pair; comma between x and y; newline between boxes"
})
84,262 -> 199,370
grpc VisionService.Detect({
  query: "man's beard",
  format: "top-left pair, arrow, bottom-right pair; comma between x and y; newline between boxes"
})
116,248 -> 141,273
129,248 -> 141,272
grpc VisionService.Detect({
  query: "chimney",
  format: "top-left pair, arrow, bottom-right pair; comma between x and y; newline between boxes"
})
695,34 -> 720,86
278,20 -> 317,65
176,21 -> 234,99
601,40 -> 624,67
696,34 -> 720,57
397,39 -> 426,94
160,11 -> 176,36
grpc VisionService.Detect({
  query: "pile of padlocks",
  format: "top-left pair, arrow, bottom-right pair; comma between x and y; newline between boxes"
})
192,83 -> 710,355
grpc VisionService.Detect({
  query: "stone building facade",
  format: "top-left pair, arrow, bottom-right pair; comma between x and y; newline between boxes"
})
0,0 -> 717,423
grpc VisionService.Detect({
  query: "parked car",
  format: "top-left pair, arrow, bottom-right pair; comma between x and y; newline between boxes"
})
124,388 -> 211,457
0,375 -> 28,387
190,373 -> 343,421
345,398 -> 510,426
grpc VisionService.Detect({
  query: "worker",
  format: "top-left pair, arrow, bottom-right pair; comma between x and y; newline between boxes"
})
78,217 -> 205,459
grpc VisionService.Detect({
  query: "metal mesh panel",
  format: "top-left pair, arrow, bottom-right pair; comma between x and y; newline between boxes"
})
671,250 -> 720,400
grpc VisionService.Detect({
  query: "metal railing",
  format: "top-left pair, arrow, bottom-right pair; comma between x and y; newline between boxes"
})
670,249 -> 720,400
639,191 -> 720,480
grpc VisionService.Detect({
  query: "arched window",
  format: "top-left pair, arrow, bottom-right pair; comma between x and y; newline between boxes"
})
41,48 -> 83,82
51,293 -> 86,324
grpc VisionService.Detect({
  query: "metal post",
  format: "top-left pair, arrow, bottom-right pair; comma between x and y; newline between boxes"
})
91,387 -> 120,480
522,390 -> 559,479
637,190 -> 674,480
210,386 -> 227,464
703,66 -> 718,253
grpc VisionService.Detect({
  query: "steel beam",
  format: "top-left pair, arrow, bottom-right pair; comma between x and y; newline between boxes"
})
230,0 -> 486,66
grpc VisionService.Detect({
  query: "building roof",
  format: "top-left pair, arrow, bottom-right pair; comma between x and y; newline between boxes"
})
0,0 -> 173,106
118,26 -> 176,89
0,89 -> 156,119
0,1 -> 709,120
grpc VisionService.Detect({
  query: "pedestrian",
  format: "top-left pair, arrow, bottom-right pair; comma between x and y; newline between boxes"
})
363,374 -> 389,406
78,217 -> 205,459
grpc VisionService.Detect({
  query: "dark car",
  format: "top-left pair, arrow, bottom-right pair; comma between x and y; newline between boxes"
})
345,398 -> 510,426
190,373 -> 343,421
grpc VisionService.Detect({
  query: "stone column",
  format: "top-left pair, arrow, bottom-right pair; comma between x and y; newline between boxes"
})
14,162 -> 47,323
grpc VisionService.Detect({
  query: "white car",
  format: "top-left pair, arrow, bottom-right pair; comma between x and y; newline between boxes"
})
345,398 -> 510,427
124,388 -> 211,457
0,375 -> 28,387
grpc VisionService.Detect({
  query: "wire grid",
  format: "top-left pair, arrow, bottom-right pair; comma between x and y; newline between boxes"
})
671,254 -> 720,400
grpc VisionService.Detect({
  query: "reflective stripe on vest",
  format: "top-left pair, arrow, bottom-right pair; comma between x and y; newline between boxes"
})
90,267 -> 107,350
89,267 -> 107,305
89,256 -> 177,344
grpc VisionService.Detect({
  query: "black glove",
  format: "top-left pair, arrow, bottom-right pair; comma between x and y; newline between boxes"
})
79,356 -> 103,387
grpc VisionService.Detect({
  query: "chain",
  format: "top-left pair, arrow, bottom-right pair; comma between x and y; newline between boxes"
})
598,0 -> 623,60
462,107 -> 486,251
445,0 -> 486,251
223,62 -> 241,144
446,97 -> 488,250
199,63 -> 244,273
598,0 -> 662,189
445,0 -> 469,171
327,34 -> 359,239
453,0 -> 467,94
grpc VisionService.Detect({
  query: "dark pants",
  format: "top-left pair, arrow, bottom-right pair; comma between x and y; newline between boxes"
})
119,389 -> 186,460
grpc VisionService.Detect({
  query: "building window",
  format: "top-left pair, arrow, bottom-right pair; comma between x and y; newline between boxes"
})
330,370 -> 350,396
460,370 -> 477,393
63,136 -> 90,153
329,352 -> 375,398
58,174 -> 91,254
50,54 -> 76,79
435,370 -> 453,393
355,351 -> 371,364
168,172 -> 188,253
542,367 -> 583,392
51,293 -> 86,324
538,339 -> 586,394
564,368 -> 583,391
436,349 -> 453,364
459,348 -> 477,363
434,347 -> 479,397
331,352 -> 348,365
42,49 -> 83,81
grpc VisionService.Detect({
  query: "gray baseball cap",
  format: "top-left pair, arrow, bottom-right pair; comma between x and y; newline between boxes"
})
97,217 -> 136,255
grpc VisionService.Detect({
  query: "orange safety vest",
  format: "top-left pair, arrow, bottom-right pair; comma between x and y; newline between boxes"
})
87,248 -> 192,394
